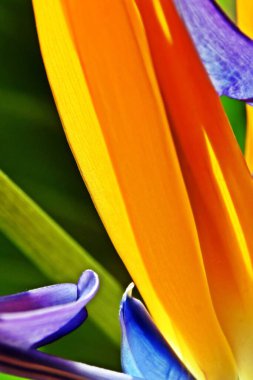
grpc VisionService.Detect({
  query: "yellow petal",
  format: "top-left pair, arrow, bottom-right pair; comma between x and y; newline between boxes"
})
135,0 -> 253,378
237,0 -> 253,174
33,1 -> 236,378
237,0 -> 253,36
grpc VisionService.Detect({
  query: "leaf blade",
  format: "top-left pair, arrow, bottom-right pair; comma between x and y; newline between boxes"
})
0,171 -> 122,346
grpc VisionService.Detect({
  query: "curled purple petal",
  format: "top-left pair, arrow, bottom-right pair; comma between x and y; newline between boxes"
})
174,0 -> 253,101
0,284 -> 77,312
0,343 -> 140,380
0,270 -> 99,349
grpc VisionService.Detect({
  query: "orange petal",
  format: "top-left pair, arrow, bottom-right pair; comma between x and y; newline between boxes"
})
135,0 -> 253,378
237,0 -> 253,174
33,1 -> 236,378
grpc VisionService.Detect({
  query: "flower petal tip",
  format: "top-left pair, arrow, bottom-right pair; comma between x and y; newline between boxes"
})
77,269 -> 99,301
174,0 -> 253,101
120,283 -> 135,320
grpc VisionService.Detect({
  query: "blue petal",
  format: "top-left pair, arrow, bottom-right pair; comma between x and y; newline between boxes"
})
0,343 -> 140,380
120,285 -> 193,380
174,0 -> 253,102
0,270 -> 99,349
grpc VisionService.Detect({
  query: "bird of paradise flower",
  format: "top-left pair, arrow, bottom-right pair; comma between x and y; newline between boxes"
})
15,0 -> 253,379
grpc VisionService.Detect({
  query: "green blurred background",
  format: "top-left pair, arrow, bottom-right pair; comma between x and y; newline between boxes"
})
0,0 -> 246,379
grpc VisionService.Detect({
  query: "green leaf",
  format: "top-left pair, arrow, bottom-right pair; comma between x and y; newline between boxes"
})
221,96 -> 246,153
0,170 -> 122,346
0,375 -> 25,380
216,0 -> 236,20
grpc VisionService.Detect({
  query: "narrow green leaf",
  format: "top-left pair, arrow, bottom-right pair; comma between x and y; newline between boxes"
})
0,171 -> 122,345
221,97 -> 246,153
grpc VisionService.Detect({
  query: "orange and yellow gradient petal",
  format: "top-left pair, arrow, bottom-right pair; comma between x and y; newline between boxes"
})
32,1 -> 241,378
135,1 -> 253,378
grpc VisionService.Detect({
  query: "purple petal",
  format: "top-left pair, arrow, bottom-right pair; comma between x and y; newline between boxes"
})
174,0 -> 253,101
0,284 -> 77,312
120,285 -> 192,379
0,343 -> 140,380
0,270 -> 99,349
